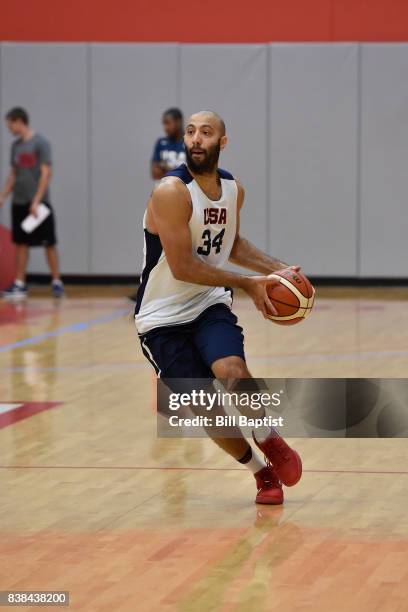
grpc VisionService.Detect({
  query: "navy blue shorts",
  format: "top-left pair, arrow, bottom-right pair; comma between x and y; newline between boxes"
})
139,304 -> 245,378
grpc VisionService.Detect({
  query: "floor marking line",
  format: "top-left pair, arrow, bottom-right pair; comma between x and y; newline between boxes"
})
2,343 -> 408,371
250,348 -> 408,363
0,362 -> 148,373
0,402 -> 63,430
0,465 -> 406,475
0,308 -> 130,353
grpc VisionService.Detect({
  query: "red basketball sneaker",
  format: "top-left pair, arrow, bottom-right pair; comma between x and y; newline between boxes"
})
254,465 -> 284,505
252,430 -> 302,487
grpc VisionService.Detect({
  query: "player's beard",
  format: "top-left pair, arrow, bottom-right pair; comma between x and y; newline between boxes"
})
186,140 -> 221,174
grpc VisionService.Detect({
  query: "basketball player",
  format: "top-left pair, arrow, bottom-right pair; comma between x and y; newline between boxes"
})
135,110 -> 302,505
129,108 -> 187,303
151,108 -> 186,181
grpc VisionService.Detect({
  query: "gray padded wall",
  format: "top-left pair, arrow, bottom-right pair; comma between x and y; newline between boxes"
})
360,44 -> 408,277
269,44 -> 359,276
2,42 -> 408,279
0,44 -> 89,274
90,44 -> 179,274
180,45 -> 268,256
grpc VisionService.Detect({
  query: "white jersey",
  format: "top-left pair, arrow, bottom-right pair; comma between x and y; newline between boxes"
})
135,163 -> 238,335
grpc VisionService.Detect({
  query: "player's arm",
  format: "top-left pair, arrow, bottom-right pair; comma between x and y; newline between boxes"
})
151,161 -> 169,180
31,163 -> 52,216
151,140 -> 169,180
229,181 -> 297,274
0,168 -> 16,207
150,179 -> 278,317
31,139 -> 52,216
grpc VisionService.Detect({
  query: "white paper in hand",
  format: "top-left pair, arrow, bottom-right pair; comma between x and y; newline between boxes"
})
21,203 -> 51,234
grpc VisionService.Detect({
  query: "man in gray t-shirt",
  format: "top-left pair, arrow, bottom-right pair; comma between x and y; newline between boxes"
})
0,107 -> 64,298
11,133 -> 52,205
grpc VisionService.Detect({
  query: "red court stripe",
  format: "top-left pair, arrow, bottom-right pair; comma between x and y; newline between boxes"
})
0,402 -> 63,429
0,465 -> 406,475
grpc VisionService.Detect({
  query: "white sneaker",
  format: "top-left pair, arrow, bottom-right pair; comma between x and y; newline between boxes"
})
51,279 -> 65,298
2,280 -> 28,300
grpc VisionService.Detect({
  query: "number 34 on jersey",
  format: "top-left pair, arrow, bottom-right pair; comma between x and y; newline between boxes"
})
197,207 -> 227,256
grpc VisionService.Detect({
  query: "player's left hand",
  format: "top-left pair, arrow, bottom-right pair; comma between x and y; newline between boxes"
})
276,265 -> 301,273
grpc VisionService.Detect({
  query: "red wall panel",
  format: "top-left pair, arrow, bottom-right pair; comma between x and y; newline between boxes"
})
0,0 -> 408,42
333,0 -> 408,41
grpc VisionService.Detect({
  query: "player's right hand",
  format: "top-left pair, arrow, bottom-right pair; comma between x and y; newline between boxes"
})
30,201 -> 40,218
242,276 -> 279,319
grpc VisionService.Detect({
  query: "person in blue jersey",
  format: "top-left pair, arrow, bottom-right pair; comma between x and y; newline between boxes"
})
151,108 -> 186,181
128,108 -> 187,301
136,110 -> 303,505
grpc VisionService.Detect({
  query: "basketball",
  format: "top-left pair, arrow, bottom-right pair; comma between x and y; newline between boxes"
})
266,268 -> 315,325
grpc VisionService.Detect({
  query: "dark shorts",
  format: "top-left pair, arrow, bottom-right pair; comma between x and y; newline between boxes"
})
12,202 -> 57,247
139,303 -> 245,378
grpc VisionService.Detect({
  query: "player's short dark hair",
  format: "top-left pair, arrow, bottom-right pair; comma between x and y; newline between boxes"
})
5,107 -> 30,125
163,107 -> 183,121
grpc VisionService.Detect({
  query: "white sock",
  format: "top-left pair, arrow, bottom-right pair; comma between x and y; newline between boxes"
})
15,279 -> 25,287
254,425 -> 271,442
238,446 -> 266,475
253,425 -> 281,443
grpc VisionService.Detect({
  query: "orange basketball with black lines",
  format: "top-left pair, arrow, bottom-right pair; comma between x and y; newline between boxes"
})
266,268 -> 315,325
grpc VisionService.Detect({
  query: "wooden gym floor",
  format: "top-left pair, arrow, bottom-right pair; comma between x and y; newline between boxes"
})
0,286 -> 407,611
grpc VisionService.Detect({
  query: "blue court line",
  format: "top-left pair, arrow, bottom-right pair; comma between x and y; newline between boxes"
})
0,307 -> 130,354
0,362 -> 147,373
